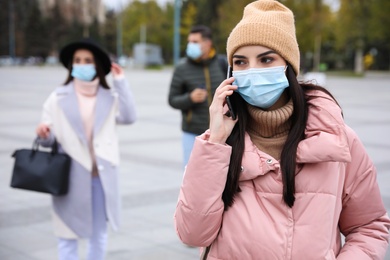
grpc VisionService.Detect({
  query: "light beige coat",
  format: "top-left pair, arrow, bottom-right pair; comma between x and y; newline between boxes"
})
39,78 -> 136,238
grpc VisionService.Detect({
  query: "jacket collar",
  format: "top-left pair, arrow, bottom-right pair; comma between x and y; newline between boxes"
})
296,90 -> 351,163
56,82 -> 114,144
93,86 -> 114,134
239,90 -> 351,181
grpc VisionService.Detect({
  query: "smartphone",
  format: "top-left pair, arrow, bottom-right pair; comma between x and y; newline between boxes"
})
225,66 -> 236,120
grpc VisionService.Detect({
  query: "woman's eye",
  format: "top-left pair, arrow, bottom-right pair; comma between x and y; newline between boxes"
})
233,60 -> 246,66
260,57 -> 273,64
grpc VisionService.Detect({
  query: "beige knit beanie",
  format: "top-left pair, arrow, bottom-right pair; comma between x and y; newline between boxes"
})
226,0 -> 300,75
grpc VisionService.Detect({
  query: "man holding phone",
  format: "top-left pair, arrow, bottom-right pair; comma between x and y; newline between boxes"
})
168,25 -> 226,168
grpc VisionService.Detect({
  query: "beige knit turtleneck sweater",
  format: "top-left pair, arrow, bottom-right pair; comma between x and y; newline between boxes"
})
246,99 -> 293,160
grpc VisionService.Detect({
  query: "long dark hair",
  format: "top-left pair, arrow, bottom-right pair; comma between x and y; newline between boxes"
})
223,65 -> 340,209
63,49 -> 110,89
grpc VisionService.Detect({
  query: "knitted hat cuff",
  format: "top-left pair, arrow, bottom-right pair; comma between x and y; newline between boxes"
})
227,23 -> 300,75
226,0 -> 300,75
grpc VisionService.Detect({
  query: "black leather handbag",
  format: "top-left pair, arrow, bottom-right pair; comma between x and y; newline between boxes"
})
10,138 -> 71,195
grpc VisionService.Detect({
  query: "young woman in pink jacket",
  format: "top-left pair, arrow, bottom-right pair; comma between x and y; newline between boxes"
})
174,1 -> 390,259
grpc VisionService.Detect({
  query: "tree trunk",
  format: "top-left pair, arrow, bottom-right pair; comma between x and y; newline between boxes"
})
354,39 -> 364,74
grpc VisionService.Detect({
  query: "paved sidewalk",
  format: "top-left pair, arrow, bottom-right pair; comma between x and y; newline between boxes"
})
0,66 -> 389,259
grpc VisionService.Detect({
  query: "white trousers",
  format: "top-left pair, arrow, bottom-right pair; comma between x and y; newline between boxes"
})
57,177 -> 108,260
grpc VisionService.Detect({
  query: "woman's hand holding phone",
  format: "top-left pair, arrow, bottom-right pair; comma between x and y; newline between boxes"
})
208,77 -> 238,144
225,66 -> 236,120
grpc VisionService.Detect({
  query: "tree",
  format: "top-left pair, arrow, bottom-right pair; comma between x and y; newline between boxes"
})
0,0 -> 37,57
367,0 -> 390,70
102,10 -> 118,56
0,0 -> 10,56
24,2 -> 51,58
180,1 -> 197,54
159,2 -> 176,62
46,2 -> 76,55
193,0 -> 224,47
216,0 -> 253,55
281,0 -> 333,72
121,1 -> 166,56
116,0 -> 176,63
335,0 -> 371,73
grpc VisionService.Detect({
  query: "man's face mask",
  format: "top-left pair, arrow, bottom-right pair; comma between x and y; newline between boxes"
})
186,42 -> 203,60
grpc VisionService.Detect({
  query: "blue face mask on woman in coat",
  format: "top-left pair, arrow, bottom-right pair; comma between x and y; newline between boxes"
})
71,64 -> 97,82
232,66 -> 289,109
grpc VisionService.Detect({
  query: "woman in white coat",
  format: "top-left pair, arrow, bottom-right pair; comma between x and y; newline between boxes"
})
36,38 -> 137,260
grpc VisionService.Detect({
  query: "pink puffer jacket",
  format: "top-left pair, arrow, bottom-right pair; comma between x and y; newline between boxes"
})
174,91 -> 390,260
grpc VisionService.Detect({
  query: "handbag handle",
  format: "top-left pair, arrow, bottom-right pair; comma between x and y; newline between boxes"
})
33,137 -> 59,154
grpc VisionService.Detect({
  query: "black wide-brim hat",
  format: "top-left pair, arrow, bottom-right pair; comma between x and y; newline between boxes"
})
59,38 -> 111,75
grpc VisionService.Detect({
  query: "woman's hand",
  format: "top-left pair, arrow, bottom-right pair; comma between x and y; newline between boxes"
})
111,62 -> 124,78
36,123 -> 50,139
208,77 -> 238,144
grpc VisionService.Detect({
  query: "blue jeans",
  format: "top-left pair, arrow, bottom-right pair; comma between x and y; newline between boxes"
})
182,131 -> 198,168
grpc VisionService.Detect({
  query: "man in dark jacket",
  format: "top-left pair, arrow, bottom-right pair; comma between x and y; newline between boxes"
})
168,25 -> 226,167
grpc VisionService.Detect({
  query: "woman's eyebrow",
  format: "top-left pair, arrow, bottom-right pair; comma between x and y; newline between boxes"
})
257,50 -> 276,58
233,50 -> 276,59
232,54 -> 246,59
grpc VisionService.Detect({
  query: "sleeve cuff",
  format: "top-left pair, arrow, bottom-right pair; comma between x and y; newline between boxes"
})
113,74 -> 125,80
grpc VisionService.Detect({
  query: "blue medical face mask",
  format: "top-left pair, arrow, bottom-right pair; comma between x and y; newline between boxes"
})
186,42 -> 202,60
71,64 -> 96,82
232,66 -> 289,109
